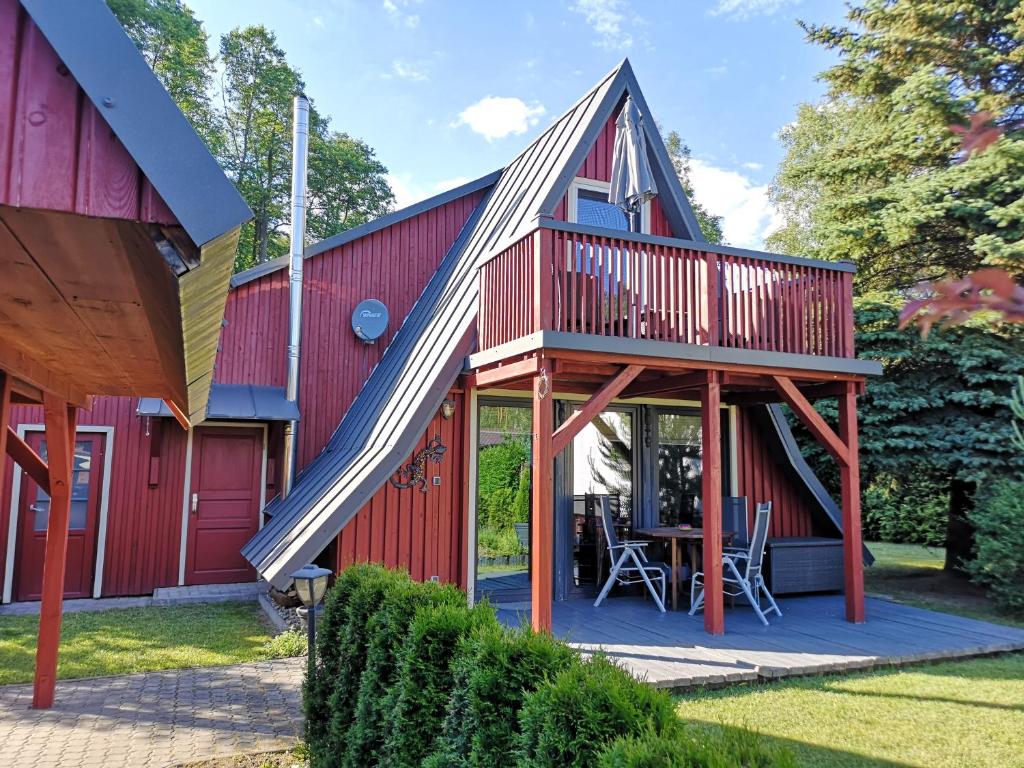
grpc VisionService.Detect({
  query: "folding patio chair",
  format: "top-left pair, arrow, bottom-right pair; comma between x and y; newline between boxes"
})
593,496 -> 668,612
689,501 -> 782,626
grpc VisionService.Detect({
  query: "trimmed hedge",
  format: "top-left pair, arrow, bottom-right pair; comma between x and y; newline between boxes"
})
383,601 -> 499,767
968,479 -> 1024,613
304,565 -> 793,768
597,727 -> 798,768
428,623 -> 578,767
516,655 -> 680,768
343,578 -> 464,767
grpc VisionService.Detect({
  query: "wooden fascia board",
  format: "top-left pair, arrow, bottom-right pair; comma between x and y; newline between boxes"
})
468,356 -> 541,389
551,364 -> 643,455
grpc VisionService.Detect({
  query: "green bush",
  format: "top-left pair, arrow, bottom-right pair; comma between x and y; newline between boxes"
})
478,438 -> 528,499
516,655 -> 679,768
343,578 -> 464,767
316,565 -> 409,767
305,562 -> 389,763
512,466 -> 531,524
485,487 -> 517,529
597,726 -> 796,768
477,525 -> 524,558
862,473 -> 947,545
383,602 -> 499,768
968,479 -> 1024,613
260,629 -> 307,660
429,623 -> 579,767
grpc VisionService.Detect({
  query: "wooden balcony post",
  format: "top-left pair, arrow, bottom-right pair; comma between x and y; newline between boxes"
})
838,381 -> 865,623
700,371 -> 724,635
701,252 -> 720,346
533,229 -> 553,333
840,270 -> 855,357
33,394 -> 78,709
531,365 -> 554,632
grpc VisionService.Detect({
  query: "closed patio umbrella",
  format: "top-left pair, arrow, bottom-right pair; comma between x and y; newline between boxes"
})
608,96 -> 658,219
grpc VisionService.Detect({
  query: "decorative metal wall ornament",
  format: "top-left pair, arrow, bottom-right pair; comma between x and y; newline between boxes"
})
537,367 -> 551,400
390,435 -> 447,492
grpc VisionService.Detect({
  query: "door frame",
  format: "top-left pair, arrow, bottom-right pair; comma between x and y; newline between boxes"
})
177,421 -> 268,586
3,425 -> 115,603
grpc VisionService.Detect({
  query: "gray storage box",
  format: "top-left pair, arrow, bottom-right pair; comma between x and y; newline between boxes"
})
766,537 -> 844,594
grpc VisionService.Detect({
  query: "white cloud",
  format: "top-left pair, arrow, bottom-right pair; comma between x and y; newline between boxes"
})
454,96 -> 546,141
569,0 -> 639,51
386,174 -> 476,209
383,0 -> 421,28
710,0 -> 803,20
741,161 -> 763,171
434,176 -> 472,192
688,159 -> 782,249
387,59 -> 430,82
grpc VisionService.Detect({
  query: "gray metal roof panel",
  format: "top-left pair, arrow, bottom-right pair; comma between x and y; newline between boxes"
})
21,0 -> 252,248
136,385 -> 298,422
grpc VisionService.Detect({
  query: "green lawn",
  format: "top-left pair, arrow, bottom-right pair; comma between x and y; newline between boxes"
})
677,653 -> 1024,768
0,602 -> 285,685
864,541 -> 1024,629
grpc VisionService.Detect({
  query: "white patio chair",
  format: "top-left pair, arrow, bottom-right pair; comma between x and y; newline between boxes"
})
593,496 -> 668,612
689,501 -> 782,626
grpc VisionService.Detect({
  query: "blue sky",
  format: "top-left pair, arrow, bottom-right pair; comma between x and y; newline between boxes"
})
187,0 -> 849,249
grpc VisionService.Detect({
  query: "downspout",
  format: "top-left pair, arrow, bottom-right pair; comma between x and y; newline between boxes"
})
282,93 -> 310,499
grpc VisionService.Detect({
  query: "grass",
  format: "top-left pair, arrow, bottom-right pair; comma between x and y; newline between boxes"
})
676,653 -> 1024,768
0,602 -> 299,685
864,541 -> 1024,629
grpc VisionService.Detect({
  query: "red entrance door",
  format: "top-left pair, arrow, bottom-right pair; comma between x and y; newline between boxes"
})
14,432 -> 105,602
185,426 -> 263,585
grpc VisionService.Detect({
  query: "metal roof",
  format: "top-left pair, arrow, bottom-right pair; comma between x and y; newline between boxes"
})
242,59 -> 716,587
21,0 -> 251,248
138,384 -> 299,422
230,171 -> 502,289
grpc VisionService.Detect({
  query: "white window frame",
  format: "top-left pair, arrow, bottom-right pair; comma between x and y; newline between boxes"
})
3,425 -> 115,603
567,177 -> 651,235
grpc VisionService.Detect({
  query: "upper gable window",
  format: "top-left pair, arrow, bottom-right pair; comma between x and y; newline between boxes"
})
568,178 -> 649,234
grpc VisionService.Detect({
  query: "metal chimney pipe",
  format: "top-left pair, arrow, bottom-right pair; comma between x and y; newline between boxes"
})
281,93 -> 310,499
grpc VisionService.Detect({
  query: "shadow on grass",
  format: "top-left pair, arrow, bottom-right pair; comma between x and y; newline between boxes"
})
686,721 -> 903,768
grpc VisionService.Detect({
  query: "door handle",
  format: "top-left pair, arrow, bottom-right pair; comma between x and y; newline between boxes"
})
191,493 -> 199,514
29,504 -> 44,514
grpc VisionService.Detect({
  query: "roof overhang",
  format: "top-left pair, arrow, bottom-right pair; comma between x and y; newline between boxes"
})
138,384 -> 300,422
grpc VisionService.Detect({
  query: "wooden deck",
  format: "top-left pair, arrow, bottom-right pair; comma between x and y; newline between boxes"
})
495,595 -> 1024,690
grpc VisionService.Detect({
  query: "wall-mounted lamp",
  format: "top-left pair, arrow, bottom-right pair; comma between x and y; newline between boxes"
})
440,398 -> 456,420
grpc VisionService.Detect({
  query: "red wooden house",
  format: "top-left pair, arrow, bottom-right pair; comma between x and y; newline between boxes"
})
1,55 -> 880,638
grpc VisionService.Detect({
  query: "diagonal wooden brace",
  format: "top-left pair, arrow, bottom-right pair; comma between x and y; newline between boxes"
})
552,364 -> 644,456
6,425 -> 50,494
771,375 -> 850,467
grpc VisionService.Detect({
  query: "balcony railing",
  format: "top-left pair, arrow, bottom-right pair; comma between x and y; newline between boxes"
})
477,221 -> 855,359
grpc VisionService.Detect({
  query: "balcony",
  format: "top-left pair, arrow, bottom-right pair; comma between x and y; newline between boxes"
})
476,220 -> 866,375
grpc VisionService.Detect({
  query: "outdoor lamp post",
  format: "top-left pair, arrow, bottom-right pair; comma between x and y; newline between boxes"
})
291,564 -> 332,680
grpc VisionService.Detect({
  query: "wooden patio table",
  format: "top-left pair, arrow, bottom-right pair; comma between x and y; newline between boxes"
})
633,527 -> 735,611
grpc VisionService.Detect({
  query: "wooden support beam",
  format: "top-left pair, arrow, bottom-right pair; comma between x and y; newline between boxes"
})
470,356 -> 541,389
725,380 -> 866,407
0,374 -> 10,544
700,371 -> 724,635
6,425 -> 50,494
621,370 -> 704,399
839,382 -> 865,623
531,368 -> 554,632
33,395 -> 77,709
163,398 -> 191,431
552,365 -> 644,455
771,375 -> 850,467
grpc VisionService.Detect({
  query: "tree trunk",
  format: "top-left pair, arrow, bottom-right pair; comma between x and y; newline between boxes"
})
944,477 -> 976,574
255,215 -> 269,264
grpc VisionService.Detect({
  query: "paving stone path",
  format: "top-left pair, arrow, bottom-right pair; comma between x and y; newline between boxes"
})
0,658 -> 304,768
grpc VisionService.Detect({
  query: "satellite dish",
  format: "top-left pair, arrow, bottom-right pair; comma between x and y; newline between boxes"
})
352,299 -> 389,343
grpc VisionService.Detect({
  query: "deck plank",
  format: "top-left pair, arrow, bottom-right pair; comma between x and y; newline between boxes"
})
497,595 -> 1024,689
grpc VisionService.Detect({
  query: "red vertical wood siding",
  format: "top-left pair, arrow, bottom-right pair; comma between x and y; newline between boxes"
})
734,406 -> 822,539
335,391 -> 466,587
216,270 -> 289,386
0,0 -> 175,224
1,397 -> 188,597
552,113 -> 675,237
295,190 -> 484,470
